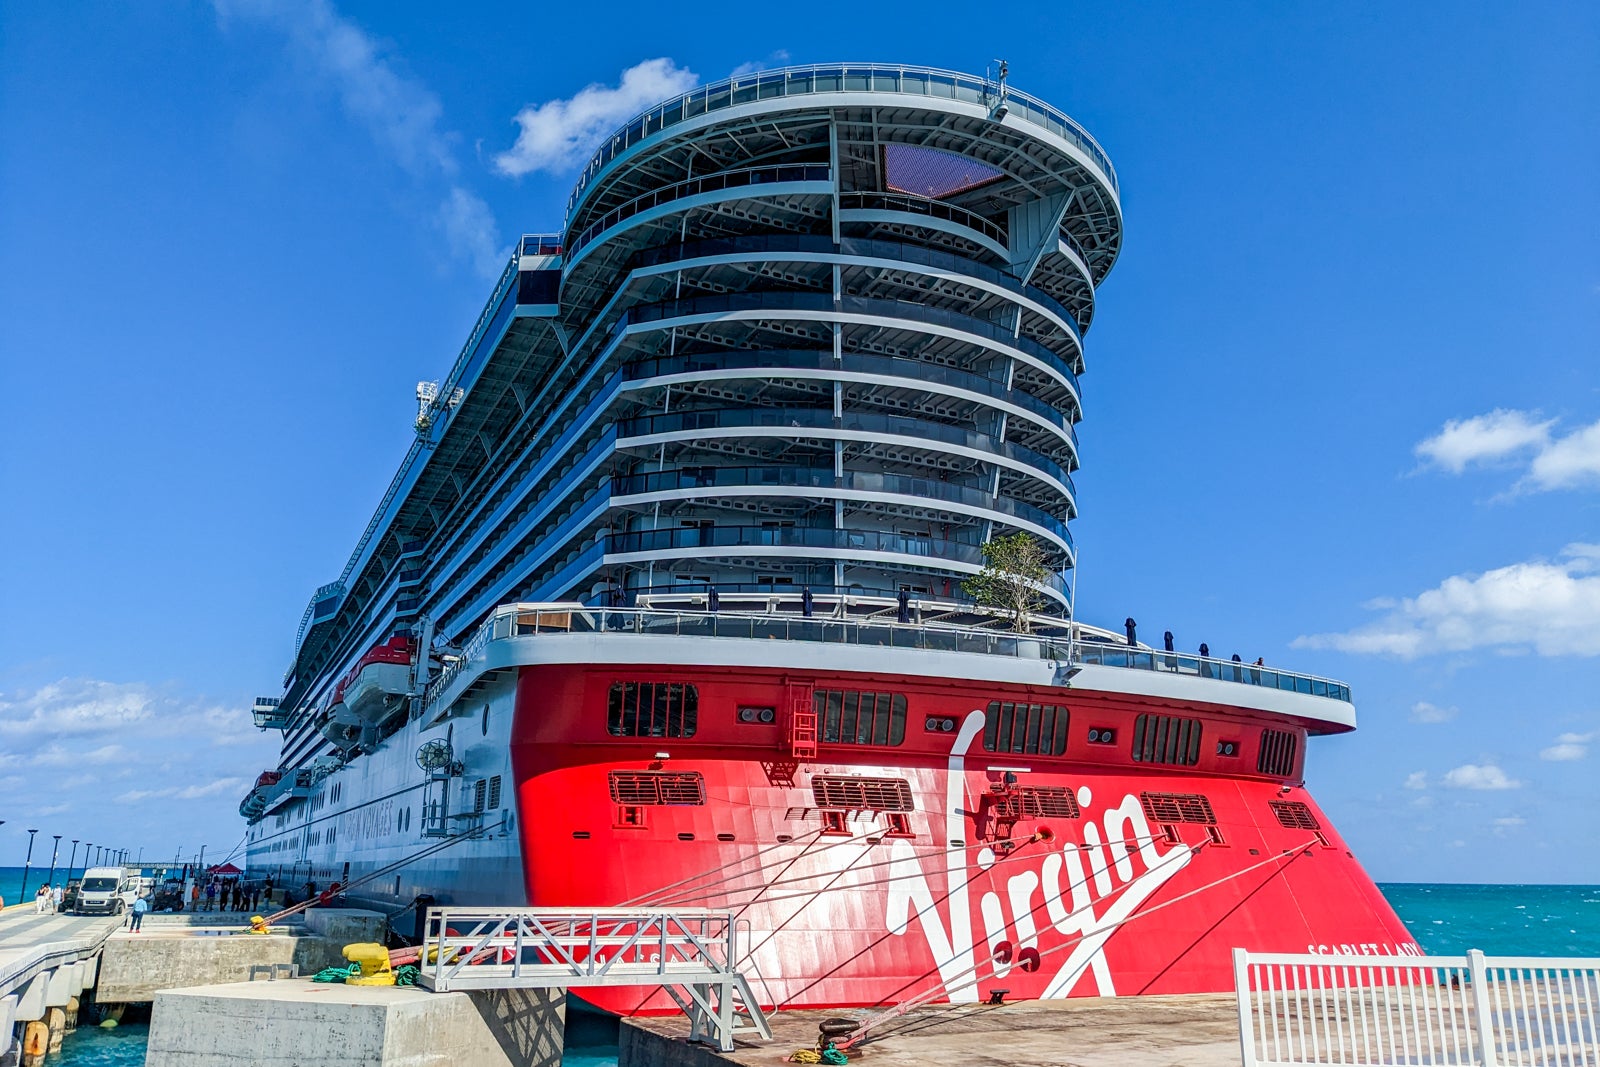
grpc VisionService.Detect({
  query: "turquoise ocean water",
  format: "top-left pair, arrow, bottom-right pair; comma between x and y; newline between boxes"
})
2,877 -> 1592,1066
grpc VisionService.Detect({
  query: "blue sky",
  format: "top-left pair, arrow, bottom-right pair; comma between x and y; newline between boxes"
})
1,2 -> 1596,881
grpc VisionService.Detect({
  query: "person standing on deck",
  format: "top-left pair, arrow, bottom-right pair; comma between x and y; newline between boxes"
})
204,880 -> 216,911
129,893 -> 148,933
189,882 -> 200,911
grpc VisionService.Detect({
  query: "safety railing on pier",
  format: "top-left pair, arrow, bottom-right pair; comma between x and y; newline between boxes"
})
424,603 -> 1355,715
417,907 -> 770,1050
1234,948 -> 1600,1067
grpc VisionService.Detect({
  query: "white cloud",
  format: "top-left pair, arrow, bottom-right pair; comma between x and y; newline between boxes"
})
1415,409 -> 1553,473
1294,544 -> 1600,658
116,778 -> 250,805
211,0 -> 505,277
1442,763 -> 1521,790
1415,409 -> 1600,492
1404,771 -> 1428,790
494,58 -> 699,178
0,678 -> 279,858
1493,816 -> 1526,827
1539,731 -> 1595,762
1527,420 -> 1600,491
437,187 -> 506,280
730,51 -> 791,78
1410,701 -> 1458,724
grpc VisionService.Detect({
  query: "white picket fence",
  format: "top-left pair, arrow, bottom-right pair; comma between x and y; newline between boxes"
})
1234,949 -> 1600,1066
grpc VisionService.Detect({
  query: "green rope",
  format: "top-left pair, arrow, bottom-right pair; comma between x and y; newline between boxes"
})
820,1042 -> 849,1064
311,962 -> 363,983
393,964 -> 421,987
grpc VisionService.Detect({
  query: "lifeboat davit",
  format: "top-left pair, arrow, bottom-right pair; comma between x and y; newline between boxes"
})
340,635 -> 415,724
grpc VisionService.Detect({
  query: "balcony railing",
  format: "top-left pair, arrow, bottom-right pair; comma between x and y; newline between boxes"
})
622,348 -> 1077,445
424,603 -> 1351,714
1074,642 -> 1352,703
610,466 -> 1075,548
629,234 -> 1085,342
567,165 -> 830,263
617,291 -> 1082,400
838,191 -> 1008,248
615,407 -> 1078,490
567,63 -> 1119,221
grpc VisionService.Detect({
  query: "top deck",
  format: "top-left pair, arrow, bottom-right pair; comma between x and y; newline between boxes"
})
422,597 -> 1355,734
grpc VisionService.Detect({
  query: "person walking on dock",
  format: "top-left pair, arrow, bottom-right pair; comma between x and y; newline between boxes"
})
203,880 -> 216,911
52,884 -> 63,912
129,893 -> 148,933
189,882 -> 200,911
34,885 -> 51,914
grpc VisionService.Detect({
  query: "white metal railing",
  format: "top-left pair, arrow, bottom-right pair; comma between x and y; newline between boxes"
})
1235,948 -> 1600,1067
417,907 -> 770,1051
420,906 -> 738,988
422,600 -> 1355,715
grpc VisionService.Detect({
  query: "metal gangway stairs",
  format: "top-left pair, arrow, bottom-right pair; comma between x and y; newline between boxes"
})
416,907 -> 773,1052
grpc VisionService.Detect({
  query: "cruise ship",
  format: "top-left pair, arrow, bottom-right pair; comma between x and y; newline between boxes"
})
240,63 -> 1417,1009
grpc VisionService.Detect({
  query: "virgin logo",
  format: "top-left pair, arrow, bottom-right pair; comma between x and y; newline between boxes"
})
884,710 -> 1190,1000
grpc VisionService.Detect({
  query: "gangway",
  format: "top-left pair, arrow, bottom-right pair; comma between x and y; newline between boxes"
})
416,907 -> 772,1052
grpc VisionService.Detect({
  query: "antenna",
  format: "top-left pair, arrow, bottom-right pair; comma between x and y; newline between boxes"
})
990,59 -> 1011,120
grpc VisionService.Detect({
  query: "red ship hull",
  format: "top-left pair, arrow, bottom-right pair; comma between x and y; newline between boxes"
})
509,661 -> 1416,1013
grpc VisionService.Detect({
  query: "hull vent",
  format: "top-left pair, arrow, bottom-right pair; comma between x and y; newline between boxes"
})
1139,791 -> 1217,825
1269,800 -> 1320,831
1132,714 -> 1203,766
1258,729 -> 1299,777
1019,786 -> 1081,819
812,775 -> 914,812
608,771 -> 707,806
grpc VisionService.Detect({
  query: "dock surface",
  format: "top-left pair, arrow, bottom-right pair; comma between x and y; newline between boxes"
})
0,908 -> 121,998
624,994 -> 1244,1067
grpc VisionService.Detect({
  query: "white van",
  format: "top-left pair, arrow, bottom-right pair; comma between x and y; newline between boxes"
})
76,866 -> 135,915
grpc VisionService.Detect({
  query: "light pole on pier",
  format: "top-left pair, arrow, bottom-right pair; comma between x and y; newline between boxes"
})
45,835 -> 61,891
68,840 -> 79,881
19,829 -> 38,901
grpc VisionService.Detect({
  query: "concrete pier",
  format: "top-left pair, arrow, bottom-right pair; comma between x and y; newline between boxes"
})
2,905 -> 390,1063
0,909 -> 120,1063
96,910 -> 386,1003
621,994 -> 1245,1067
146,982 -> 565,1067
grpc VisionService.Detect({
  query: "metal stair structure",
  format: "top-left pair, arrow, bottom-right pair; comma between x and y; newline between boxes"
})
416,907 -> 773,1052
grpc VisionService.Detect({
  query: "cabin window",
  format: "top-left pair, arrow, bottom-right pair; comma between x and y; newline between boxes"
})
983,702 -> 1069,756
816,690 -> 906,746
1258,729 -> 1299,777
487,775 -> 502,810
607,771 -> 706,806
1132,714 -> 1202,766
607,681 -> 699,738
811,775 -> 914,812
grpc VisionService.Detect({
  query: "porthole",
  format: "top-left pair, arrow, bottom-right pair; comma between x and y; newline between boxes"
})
924,716 -> 957,733
738,706 -> 777,724
481,703 -> 490,737
1217,740 -> 1239,757
1087,727 -> 1117,745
